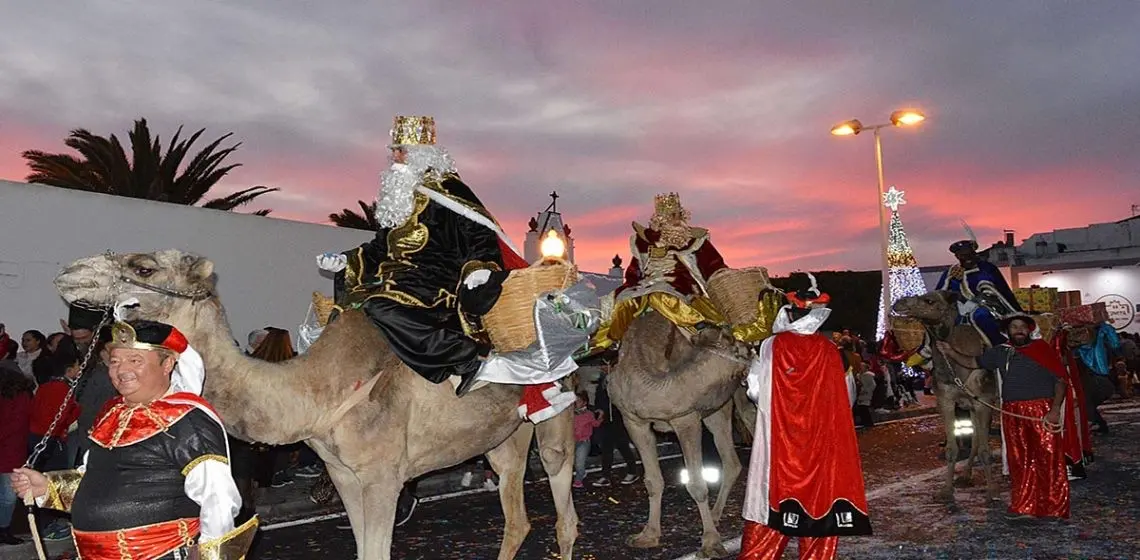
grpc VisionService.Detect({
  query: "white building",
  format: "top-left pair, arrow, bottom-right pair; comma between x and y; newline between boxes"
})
979,215 -> 1140,334
0,180 -> 370,343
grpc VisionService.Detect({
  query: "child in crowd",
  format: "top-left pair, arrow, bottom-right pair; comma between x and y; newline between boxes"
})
572,392 -> 603,488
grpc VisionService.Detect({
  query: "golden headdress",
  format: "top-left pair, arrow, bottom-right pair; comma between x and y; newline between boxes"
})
652,192 -> 691,223
390,116 -> 437,147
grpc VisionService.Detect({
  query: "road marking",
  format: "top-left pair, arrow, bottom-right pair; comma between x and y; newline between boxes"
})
1102,406 -> 1140,415
262,511 -> 347,531
260,453 -> 687,531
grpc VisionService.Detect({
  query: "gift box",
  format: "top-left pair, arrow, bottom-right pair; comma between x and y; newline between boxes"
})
1014,286 -> 1058,313
1059,302 -> 1109,326
1033,313 -> 1057,342
1056,290 -> 1082,309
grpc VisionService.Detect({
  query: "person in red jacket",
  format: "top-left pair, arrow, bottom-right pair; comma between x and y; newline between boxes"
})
28,349 -> 81,470
0,366 -> 35,545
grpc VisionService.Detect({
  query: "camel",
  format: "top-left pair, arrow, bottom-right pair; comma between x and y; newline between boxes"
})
607,312 -> 751,558
892,291 -> 1000,503
54,250 -> 578,560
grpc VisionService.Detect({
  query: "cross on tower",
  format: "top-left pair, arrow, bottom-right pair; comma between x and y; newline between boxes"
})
547,191 -> 560,213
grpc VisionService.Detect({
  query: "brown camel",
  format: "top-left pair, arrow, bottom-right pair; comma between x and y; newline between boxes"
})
892,291 -> 1000,503
54,250 -> 578,560
607,312 -> 751,558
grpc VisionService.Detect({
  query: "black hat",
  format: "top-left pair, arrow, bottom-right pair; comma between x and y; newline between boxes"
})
1000,314 -> 1037,333
108,320 -> 189,355
949,240 -> 979,254
68,303 -> 110,332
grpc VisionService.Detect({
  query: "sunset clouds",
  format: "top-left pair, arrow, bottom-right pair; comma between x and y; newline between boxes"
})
1,1 -> 1137,273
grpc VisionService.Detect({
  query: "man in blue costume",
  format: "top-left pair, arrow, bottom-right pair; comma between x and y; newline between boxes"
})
935,239 -> 1023,347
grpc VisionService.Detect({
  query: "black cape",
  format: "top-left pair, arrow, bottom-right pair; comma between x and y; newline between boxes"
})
333,173 -> 506,383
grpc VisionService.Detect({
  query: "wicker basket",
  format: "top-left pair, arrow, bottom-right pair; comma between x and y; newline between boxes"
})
890,316 -> 926,353
312,291 -> 335,327
483,262 -> 579,352
707,267 -> 773,325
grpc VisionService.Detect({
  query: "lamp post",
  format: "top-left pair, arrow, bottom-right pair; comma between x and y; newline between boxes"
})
831,110 -> 925,339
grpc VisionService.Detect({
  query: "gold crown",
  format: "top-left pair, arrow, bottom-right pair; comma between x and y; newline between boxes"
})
654,192 -> 685,217
390,116 -> 436,146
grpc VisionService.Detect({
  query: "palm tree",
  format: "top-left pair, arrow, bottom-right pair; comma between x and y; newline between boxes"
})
329,200 -> 379,230
22,118 -> 278,215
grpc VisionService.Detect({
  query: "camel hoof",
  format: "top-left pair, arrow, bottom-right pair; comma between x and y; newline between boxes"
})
698,534 -> 728,558
627,531 -> 661,549
934,488 -> 955,504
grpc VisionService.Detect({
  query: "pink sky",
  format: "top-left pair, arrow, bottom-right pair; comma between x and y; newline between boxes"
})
2,2 -> 1136,274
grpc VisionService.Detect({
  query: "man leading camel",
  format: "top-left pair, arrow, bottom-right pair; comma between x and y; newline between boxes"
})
935,239 -> 1022,347
937,315 -> 1070,520
12,319 -> 255,559
318,116 -> 573,421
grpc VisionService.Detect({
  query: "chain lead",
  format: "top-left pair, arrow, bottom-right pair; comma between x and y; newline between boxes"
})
24,260 -> 120,469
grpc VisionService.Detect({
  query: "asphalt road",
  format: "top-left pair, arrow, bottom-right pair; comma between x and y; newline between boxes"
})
246,402 -> 1140,560
4,402 -> 1137,559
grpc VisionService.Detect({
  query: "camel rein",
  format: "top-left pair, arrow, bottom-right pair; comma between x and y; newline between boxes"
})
21,253 -> 215,560
20,262 -> 124,560
933,346 -> 1063,434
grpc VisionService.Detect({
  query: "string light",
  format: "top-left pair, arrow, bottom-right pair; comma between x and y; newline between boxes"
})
876,189 -> 928,340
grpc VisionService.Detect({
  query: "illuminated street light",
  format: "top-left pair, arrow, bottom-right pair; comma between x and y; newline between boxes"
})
830,119 -> 863,136
890,110 -> 926,127
830,108 -> 927,339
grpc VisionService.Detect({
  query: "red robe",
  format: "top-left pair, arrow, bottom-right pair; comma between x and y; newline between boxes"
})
743,309 -> 871,537
616,223 -> 726,299
1051,332 -> 1092,467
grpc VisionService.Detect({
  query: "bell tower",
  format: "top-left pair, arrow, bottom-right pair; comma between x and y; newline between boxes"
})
524,191 -> 576,263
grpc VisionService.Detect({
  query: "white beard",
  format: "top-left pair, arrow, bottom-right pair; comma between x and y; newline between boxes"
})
373,145 -> 458,229
375,163 -> 419,228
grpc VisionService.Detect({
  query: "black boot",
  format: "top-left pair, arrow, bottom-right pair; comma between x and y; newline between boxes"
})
0,528 -> 22,546
455,373 -> 480,397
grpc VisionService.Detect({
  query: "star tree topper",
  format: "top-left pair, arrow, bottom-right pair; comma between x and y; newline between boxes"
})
883,186 -> 906,211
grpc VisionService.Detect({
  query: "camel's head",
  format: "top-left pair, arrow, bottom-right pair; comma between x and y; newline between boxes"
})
892,290 -> 957,324
56,250 -> 216,323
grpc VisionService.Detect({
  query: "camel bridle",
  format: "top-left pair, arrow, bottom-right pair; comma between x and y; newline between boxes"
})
119,274 -> 213,302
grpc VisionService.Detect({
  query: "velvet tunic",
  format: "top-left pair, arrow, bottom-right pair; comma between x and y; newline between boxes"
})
333,174 -> 508,384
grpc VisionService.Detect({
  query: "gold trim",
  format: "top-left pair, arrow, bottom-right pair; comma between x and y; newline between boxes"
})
199,515 -> 259,560
420,174 -> 498,224
43,469 -> 84,513
181,454 -> 229,477
117,529 -> 131,559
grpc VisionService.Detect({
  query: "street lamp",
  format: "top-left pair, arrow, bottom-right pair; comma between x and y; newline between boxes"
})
830,109 -> 925,338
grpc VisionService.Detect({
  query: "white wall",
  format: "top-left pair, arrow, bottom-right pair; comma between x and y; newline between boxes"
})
1018,267 -> 1140,334
0,180 -> 371,346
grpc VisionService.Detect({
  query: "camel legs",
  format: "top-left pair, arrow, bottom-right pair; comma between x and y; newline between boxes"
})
534,409 -> 578,559
972,404 -> 1000,501
624,414 -> 664,549
360,478 -> 401,560
935,395 -> 959,503
485,424 -> 535,560
325,461 -> 367,556
702,402 -> 741,524
673,412 -> 727,559
732,385 -> 757,441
